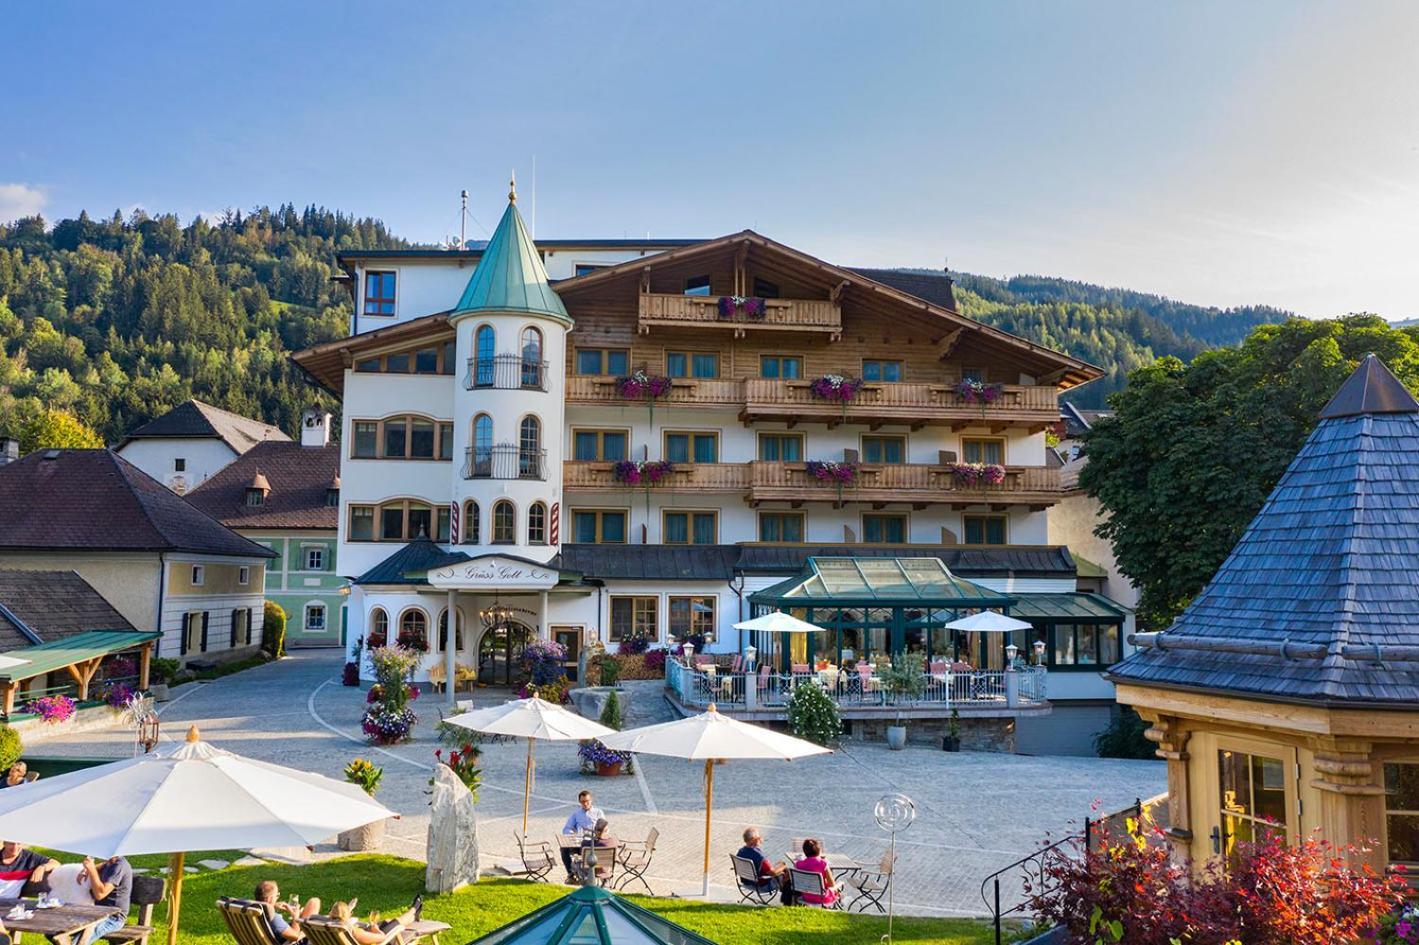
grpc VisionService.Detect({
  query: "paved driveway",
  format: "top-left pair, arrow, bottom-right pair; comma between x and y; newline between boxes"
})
31,651 -> 1165,916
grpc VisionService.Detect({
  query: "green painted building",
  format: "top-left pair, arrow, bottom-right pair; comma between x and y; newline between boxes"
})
185,415 -> 346,648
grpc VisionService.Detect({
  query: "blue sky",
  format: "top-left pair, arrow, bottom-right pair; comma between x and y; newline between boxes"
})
7,1 -> 1418,318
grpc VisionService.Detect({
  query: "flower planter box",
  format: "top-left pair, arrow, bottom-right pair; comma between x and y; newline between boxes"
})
593,761 -> 624,777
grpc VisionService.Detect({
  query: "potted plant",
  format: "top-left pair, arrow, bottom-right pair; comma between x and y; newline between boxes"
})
943,707 -> 962,752
880,652 -> 926,750
579,739 -> 631,777
148,658 -> 180,702
337,758 -> 386,850
434,743 -> 483,800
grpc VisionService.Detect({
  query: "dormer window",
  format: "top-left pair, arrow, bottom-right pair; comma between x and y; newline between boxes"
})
246,489 -> 265,507
246,471 -> 270,507
364,271 -> 396,315
326,488 -> 340,507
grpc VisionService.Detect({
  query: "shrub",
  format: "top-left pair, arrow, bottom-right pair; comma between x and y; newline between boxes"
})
597,655 -> 621,687
880,651 -> 927,705
261,601 -> 287,658
599,690 -> 623,731
1093,706 -> 1158,759
619,634 -> 651,655
342,662 -> 360,686
641,650 -> 668,674
518,676 -> 571,704
104,682 -> 136,709
149,657 -> 180,685
0,726 -> 22,771
344,758 -> 383,795
434,743 -> 482,801
787,681 -> 841,747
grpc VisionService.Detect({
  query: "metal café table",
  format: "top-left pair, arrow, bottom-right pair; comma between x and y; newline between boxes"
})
0,897 -> 124,945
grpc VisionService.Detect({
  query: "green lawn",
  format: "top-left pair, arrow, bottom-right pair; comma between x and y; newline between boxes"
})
128,854 -> 1015,945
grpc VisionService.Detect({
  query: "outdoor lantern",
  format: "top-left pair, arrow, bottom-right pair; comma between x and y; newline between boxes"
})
1005,643 -> 1019,666
1033,639 -> 1047,664
683,641 -> 695,662
744,644 -> 757,668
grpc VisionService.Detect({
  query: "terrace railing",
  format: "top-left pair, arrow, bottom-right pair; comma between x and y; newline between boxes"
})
465,354 -> 549,391
463,445 -> 547,481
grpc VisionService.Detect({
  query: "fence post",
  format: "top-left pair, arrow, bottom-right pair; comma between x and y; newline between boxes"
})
993,877 -> 1001,945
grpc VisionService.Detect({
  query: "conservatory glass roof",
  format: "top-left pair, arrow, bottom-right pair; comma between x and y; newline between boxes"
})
752,557 -> 1013,607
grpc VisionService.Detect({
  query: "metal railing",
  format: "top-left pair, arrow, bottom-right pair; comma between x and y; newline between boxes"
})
462,445 -> 547,480
465,354 -> 549,392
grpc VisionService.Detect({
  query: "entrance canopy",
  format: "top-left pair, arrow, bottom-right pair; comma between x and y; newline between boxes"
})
0,629 -> 161,714
426,553 -> 561,591
752,556 -> 1012,608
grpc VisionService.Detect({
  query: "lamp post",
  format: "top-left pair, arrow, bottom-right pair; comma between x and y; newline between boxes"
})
1004,643 -> 1019,670
744,644 -> 757,672
1033,639 -> 1047,666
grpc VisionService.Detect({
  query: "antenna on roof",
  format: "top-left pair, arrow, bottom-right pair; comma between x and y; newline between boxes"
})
459,190 -> 468,249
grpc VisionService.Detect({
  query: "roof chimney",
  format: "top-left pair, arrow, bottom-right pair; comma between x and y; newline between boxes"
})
301,408 -> 332,447
0,438 -> 17,467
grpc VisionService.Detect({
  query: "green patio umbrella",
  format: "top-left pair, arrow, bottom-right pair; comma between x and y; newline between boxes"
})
470,886 -> 717,945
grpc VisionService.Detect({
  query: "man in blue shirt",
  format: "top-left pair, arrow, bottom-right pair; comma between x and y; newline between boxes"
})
736,827 -> 787,893
560,790 -> 604,882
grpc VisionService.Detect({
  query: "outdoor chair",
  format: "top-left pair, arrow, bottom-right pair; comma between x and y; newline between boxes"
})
102,875 -> 165,945
613,826 -> 658,894
570,838 -> 617,887
790,663 -> 810,675
846,850 -> 896,914
788,866 -> 844,910
730,854 -> 778,906
513,833 -> 557,882
217,897 -> 280,945
729,654 -> 743,673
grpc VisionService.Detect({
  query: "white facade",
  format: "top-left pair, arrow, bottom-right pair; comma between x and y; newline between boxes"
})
116,437 -> 237,494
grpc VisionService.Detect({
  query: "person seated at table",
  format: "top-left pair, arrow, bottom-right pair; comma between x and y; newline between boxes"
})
0,841 -> 58,898
559,790 -> 604,883
736,828 -> 787,892
1,764 -> 29,789
571,818 -> 616,885
254,880 -> 321,944
79,855 -> 132,945
793,838 -> 841,907
328,898 -> 421,945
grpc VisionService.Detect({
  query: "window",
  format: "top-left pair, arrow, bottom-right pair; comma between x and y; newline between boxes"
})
572,509 -> 627,544
1384,763 -> 1419,863
666,351 -> 719,379
174,458 -> 186,472
520,416 -> 543,478
664,510 -> 717,545
528,502 -> 548,544
385,352 -> 411,374
574,263 -> 607,277
962,437 -> 1005,465
962,366 -> 986,383
521,327 -> 544,389
862,514 -> 907,544
683,275 -> 712,296
575,348 -> 629,377
669,596 -> 716,642
414,347 -> 439,374
473,325 -> 496,387
492,500 -> 516,544
758,433 -> 803,462
462,500 -> 480,544
233,608 -> 252,646
964,514 -> 1007,545
437,608 -> 465,652
350,506 -> 374,541
759,511 -> 806,542
398,609 -> 428,649
305,548 -> 324,571
752,277 -> 779,299
862,435 -> 906,464
573,429 -> 629,462
326,487 -> 340,507
610,596 -> 658,642
190,565 -> 204,586
349,500 -> 435,542
245,487 -> 265,507
665,431 -> 718,464
306,604 -> 327,632
353,421 -> 378,458
238,566 -> 250,585
364,271 -> 396,315
760,356 -> 801,379
1219,749 -> 1288,857
183,612 -> 205,654
862,359 -> 903,382
355,356 -> 381,373
352,417 -> 454,460
369,607 -> 389,643
1049,623 -> 1121,666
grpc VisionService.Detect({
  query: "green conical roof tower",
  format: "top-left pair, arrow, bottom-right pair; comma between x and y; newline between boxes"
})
470,886 -> 717,945
454,178 -> 571,325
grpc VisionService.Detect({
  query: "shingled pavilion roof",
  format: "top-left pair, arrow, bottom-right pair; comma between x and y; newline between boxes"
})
1110,354 -> 1419,706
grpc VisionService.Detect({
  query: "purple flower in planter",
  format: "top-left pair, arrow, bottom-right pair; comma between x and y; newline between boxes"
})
948,462 -> 1006,487
805,460 -> 859,485
616,370 -> 673,400
578,739 -> 632,767
613,460 -> 674,485
26,694 -> 78,724
955,379 -> 1004,404
717,296 -> 768,319
809,375 -> 864,403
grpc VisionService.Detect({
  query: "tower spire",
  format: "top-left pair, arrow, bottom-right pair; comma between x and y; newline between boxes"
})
508,173 -> 517,205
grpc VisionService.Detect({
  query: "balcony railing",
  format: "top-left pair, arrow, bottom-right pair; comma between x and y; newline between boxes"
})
565,376 -> 742,407
463,445 -> 547,480
667,658 -> 1047,712
465,354 -> 549,392
638,293 -> 841,336
749,462 -> 1061,506
563,461 -> 751,493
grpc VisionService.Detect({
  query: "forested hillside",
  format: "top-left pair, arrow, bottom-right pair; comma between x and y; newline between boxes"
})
0,207 -> 405,445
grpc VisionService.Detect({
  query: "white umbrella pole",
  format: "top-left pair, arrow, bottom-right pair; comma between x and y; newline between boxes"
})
166,851 -> 185,945
522,738 -> 535,836
701,758 -> 714,897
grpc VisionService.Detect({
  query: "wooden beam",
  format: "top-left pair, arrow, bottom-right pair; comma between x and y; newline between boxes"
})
0,682 -> 13,718
934,328 -> 964,360
139,642 -> 153,691
829,280 -> 849,304
1037,368 -> 1070,386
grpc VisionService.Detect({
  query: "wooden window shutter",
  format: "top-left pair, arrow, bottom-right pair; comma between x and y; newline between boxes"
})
180,617 -> 189,656
200,612 -> 210,652
247,607 -> 255,645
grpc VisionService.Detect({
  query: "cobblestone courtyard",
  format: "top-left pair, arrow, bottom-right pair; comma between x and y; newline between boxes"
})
33,652 -> 1164,916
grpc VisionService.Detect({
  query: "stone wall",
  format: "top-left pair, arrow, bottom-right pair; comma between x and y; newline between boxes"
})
845,716 -> 1018,753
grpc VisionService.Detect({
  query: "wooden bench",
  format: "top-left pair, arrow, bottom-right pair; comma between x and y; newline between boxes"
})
102,875 -> 165,945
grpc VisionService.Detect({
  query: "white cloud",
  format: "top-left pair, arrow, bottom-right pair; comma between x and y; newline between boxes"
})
0,183 -> 46,223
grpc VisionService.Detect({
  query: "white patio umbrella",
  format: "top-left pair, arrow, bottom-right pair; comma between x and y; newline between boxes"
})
443,695 -> 614,834
941,610 -> 1033,632
732,611 -> 823,634
0,726 -> 391,945
599,704 -> 830,896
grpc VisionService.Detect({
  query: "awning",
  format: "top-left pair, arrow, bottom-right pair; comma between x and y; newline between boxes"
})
1008,592 -> 1128,622
0,630 -> 162,683
751,557 -> 1013,608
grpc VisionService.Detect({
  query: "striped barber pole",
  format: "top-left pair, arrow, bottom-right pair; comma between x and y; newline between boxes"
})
550,502 -> 560,545
449,500 -> 460,543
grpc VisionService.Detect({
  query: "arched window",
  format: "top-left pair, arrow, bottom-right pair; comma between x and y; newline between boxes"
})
520,327 -> 543,389
437,608 -> 465,652
520,416 -> 542,479
528,501 -> 547,545
397,609 -> 428,650
462,500 -> 480,544
493,500 -> 516,544
470,414 -> 493,477
368,607 -> 389,647
474,325 -> 496,386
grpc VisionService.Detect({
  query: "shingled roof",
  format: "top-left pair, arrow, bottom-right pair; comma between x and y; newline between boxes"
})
0,450 -> 275,558
848,268 -> 959,312
0,570 -> 135,652
185,441 -> 340,529
1110,354 -> 1419,706
121,400 -> 289,453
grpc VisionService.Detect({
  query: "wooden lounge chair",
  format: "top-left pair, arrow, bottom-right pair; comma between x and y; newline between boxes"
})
514,833 -> 557,882
787,866 -> 844,910
217,897 -> 280,945
302,916 -> 449,945
730,854 -> 778,905
846,850 -> 895,914
103,875 -> 165,945
614,827 -> 659,894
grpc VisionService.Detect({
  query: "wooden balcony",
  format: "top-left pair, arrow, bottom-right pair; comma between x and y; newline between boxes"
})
741,380 -> 1059,431
748,462 -> 1061,509
563,461 -> 751,494
565,376 -> 743,408
637,293 -> 842,338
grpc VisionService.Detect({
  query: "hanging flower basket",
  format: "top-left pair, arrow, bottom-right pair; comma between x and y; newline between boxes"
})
612,460 -> 675,485
955,379 -> 1004,404
948,462 -> 1007,487
717,296 -> 768,319
616,371 -> 673,401
809,374 -> 864,403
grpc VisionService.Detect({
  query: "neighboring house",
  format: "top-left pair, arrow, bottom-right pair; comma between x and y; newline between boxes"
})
292,187 -> 1135,752
185,410 -> 344,649
115,399 -> 290,494
0,449 -> 275,665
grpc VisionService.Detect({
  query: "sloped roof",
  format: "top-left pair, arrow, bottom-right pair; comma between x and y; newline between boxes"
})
470,886 -> 716,945
1111,354 -> 1419,706
553,544 -> 740,581
354,537 -> 472,585
0,570 -> 136,652
0,630 -> 162,684
753,557 -> 1013,607
848,267 -> 959,311
453,188 -> 571,324
185,442 -> 340,530
0,450 -> 275,558
121,400 -> 289,453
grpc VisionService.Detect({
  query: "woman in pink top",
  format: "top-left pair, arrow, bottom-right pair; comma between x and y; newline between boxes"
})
794,838 -> 839,906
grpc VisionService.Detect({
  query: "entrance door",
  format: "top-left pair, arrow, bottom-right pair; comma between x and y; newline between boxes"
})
478,621 -> 534,686
552,626 -> 582,683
